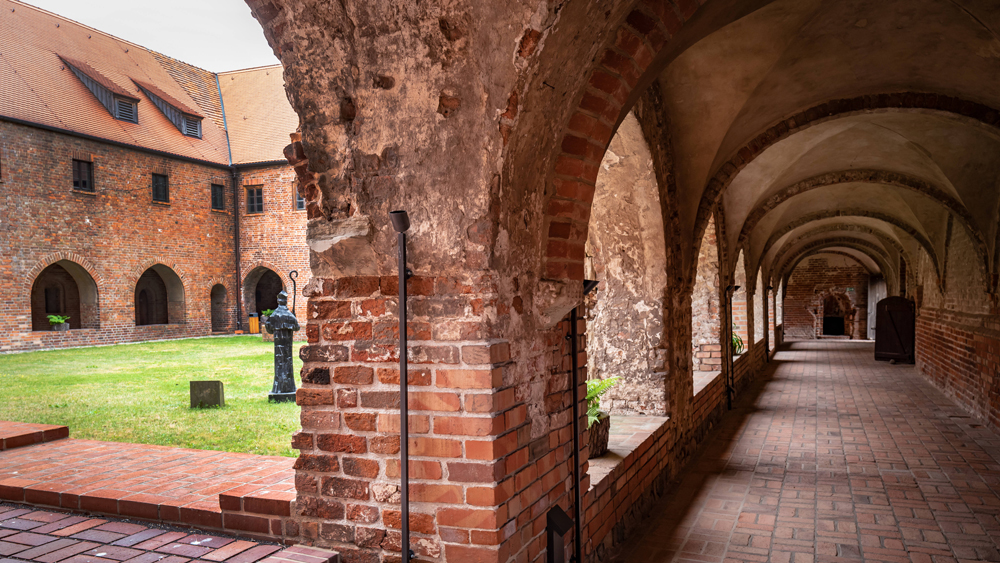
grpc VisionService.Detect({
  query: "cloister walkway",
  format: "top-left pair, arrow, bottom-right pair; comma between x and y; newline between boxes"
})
616,340 -> 1000,563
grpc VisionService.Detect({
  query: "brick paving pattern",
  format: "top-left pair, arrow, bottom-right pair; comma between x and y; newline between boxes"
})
0,439 -> 294,538
0,504 -> 339,563
615,340 -> 1000,563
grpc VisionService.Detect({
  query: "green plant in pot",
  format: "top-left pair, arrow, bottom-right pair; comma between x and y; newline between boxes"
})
732,331 -> 745,355
47,314 -> 70,332
587,376 -> 620,459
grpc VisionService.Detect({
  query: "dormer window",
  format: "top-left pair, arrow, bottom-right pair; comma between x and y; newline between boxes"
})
134,79 -> 203,139
115,97 -> 137,123
182,115 -> 201,138
60,55 -> 140,123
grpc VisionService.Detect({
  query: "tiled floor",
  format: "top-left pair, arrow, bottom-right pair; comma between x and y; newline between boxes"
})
0,504 -> 338,563
615,340 -> 1000,563
0,439 -> 294,536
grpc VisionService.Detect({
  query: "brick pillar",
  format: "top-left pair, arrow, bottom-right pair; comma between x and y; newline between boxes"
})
293,272 -> 526,562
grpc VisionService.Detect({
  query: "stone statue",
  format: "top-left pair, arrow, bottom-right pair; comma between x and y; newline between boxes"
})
264,291 -> 299,402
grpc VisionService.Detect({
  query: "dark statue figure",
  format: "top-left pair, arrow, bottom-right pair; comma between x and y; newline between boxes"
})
264,291 -> 299,402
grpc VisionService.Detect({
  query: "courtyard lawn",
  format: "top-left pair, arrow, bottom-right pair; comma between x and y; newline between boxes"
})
0,336 -> 303,457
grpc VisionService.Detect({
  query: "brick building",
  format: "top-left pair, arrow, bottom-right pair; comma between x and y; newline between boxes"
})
0,0 -> 307,352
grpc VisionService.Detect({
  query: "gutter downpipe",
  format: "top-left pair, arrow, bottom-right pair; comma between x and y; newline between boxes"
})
215,74 -> 241,332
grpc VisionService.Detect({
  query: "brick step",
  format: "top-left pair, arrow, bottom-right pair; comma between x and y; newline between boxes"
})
0,421 -> 69,451
220,486 -> 294,517
0,437 -> 295,541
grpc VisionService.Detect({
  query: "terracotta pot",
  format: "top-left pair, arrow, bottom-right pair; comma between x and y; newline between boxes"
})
588,411 -> 611,458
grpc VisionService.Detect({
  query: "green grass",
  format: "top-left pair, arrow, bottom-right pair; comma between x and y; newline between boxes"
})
0,336 -> 302,457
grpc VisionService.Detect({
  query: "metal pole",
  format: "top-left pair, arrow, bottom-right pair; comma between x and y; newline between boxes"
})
570,307 -> 583,563
390,211 -> 412,562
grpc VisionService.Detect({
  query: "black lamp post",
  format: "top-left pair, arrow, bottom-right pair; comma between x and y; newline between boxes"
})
390,210 -> 413,562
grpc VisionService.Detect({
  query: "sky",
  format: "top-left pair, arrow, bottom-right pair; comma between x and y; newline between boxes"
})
23,0 -> 280,72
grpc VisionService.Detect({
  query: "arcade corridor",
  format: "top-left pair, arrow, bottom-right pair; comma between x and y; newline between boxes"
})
616,341 -> 1000,563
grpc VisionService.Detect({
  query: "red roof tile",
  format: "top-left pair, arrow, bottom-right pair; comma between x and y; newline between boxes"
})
0,0 -> 296,166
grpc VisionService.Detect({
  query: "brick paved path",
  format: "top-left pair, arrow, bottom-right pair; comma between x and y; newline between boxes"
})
615,340 -> 1000,563
0,503 -> 339,563
0,440 -> 294,538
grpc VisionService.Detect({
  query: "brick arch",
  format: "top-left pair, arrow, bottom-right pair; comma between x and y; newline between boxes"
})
24,252 -> 105,330
760,209 -> 939,284
540,0 -> 703,282
765,224 -> 912,289
776,239 -> 898,297
240,261 -> 292,294
23,252 -> 105,297
127,260 -> 190,325
736,169 -> 987,273
693,93 -> 1000,277
125,259 -> 190,287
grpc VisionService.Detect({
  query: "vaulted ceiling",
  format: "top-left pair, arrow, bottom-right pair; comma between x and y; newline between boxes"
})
655,0 -> 1000,290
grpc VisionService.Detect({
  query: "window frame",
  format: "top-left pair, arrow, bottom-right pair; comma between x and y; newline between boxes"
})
72,159 -> 94,192
294,189 -> 305,211
211,184 -> 225,211
152,173 -> 169,203
246,186 -> 264,215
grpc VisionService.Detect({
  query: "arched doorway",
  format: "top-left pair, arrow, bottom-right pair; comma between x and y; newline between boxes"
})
135,265 -> 185,325
243,267 -> 284,318
30,261 -> 99,331
210,284 -> 228,332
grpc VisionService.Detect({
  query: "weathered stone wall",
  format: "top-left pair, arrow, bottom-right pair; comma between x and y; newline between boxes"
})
245,0 -> 759,561
731,251 -> 748,345
753,274 -> 764,344
692,215 -> 721,371
783,254 -> 870,340
585,113 -> 668,416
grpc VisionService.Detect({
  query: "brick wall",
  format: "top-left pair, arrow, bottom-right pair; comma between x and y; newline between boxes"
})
239,164 -> 310,325
783,254 -> 870,340
0,121 -> 307,351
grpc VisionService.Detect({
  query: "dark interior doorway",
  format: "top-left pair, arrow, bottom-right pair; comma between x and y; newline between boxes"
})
210,284 -> 228,332
822,294 -> 846,336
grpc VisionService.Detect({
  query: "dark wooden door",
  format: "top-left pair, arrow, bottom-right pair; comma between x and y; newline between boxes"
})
874,296 -> 915,363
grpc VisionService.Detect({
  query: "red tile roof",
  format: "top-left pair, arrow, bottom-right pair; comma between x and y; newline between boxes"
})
1,0 -> 295,166
219,66 -> 299,165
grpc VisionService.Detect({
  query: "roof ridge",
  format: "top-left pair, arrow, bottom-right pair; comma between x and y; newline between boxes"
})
217,63 -> 284,75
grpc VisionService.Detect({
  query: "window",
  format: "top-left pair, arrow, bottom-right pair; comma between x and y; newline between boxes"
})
134,80 -> 203,138
211,184 -> 225,210
152,174 -> 169,203
295,189 -> 305,211
72,160 -> 94,192
246,186 -> 263,214
115,97 -> 137,123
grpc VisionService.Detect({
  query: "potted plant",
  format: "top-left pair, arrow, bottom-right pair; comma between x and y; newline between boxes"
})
732,331 -> 745,356
260,309 -> 275,342
47,314 -> 70,332
587,376 -> 620,458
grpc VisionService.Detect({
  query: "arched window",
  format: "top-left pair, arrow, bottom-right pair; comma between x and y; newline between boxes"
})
30,261 -> 100,331
135,265 -> 185,326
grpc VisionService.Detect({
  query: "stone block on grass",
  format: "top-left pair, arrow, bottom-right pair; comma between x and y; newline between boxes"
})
190,381 -> 225,408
